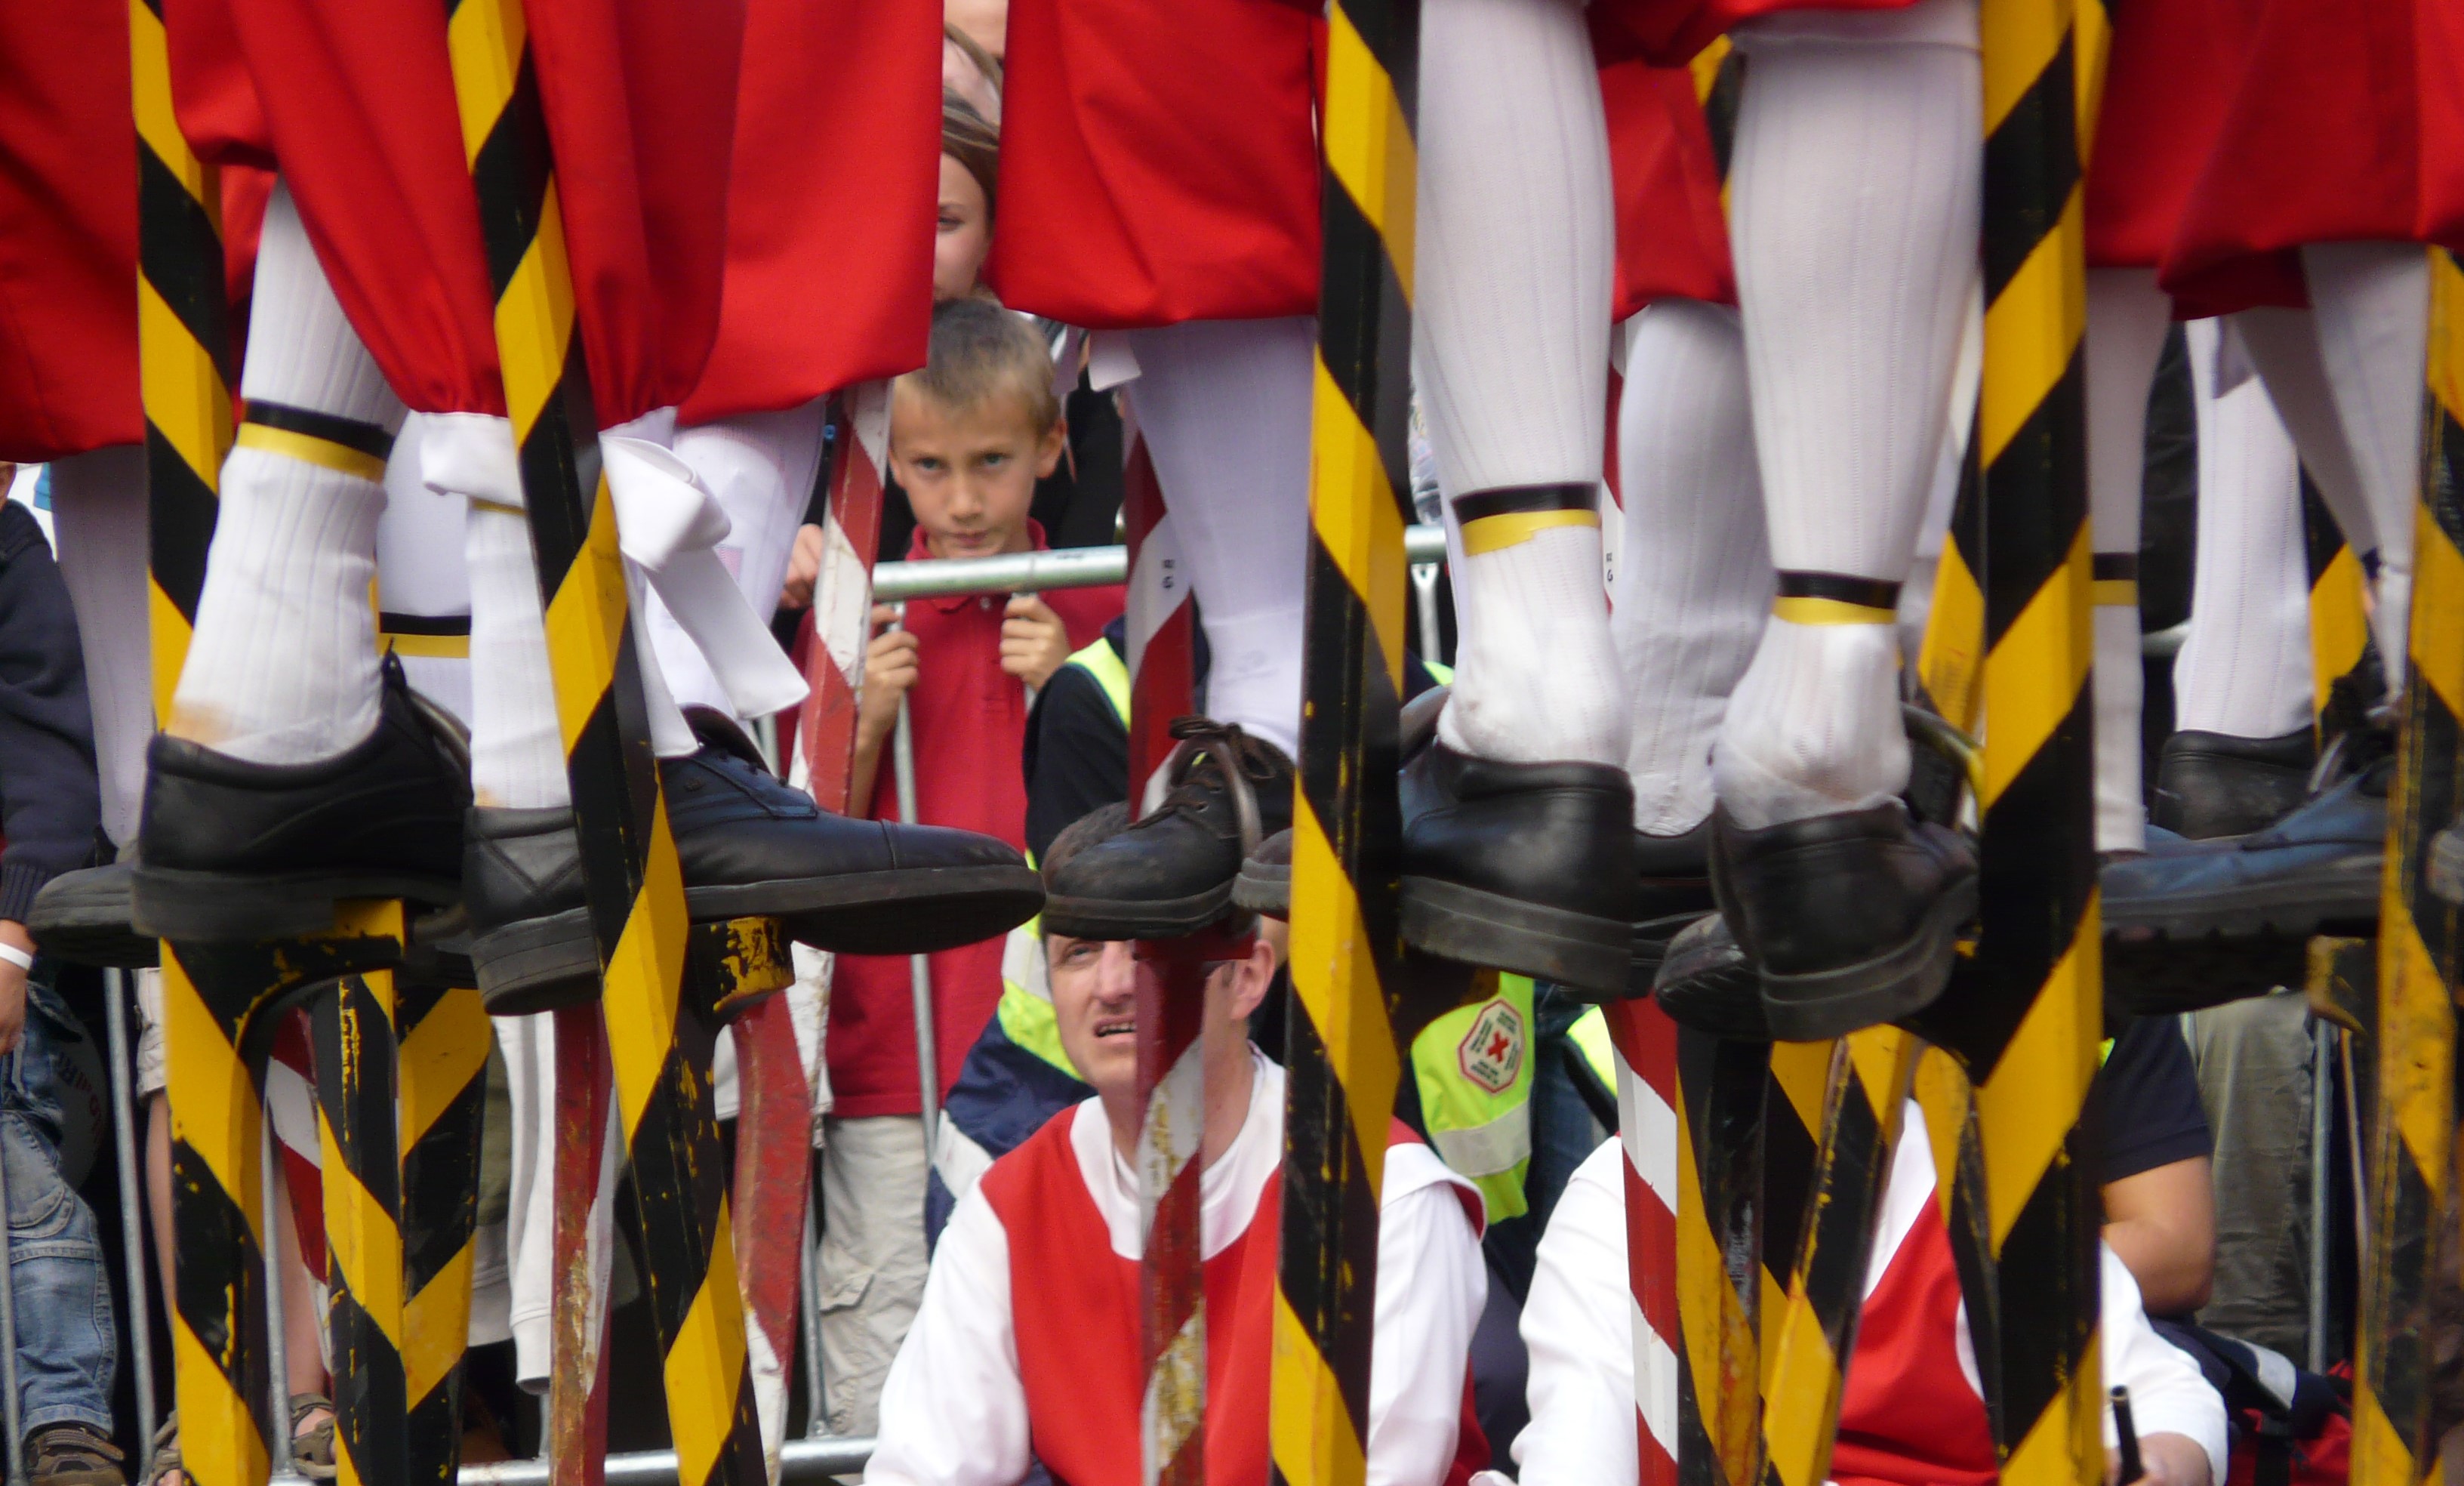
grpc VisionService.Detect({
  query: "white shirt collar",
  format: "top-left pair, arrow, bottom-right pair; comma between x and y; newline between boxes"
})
1068,1048 -> 1286,1262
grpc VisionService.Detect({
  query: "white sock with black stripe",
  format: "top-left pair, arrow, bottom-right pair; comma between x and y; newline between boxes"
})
169,181 -> 401,764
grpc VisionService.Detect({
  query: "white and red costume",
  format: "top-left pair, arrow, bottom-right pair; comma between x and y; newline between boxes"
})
1508,1114 -> 2228,1486
866,1051 -> 1491,1486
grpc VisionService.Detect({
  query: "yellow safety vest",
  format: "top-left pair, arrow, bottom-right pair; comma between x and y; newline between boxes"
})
1567,1005 -> 1617,1091
1409,973 -> 1538,1221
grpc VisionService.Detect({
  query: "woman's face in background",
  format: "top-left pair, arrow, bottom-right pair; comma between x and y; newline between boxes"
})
935,153 -> 992,302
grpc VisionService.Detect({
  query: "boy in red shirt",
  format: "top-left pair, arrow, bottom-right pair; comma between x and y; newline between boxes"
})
819,298 -> 1121,1434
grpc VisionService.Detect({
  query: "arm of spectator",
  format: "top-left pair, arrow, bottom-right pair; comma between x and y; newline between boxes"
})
781,523 -> 824,609
1366,1150 -> 1486,1486
2101,1247 -> 2226,1486
998,595 -> 1070,693
2103,1155 -> 2216,1315
864,1187 -> 1030,1486
1502,1142 -> 1637,1486
1022,660 -> 1131,862
851,604 -> 919,818
0,505 -> 99,929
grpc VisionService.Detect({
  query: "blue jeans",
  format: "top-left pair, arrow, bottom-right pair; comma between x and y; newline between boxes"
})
0,975 -> 116,1436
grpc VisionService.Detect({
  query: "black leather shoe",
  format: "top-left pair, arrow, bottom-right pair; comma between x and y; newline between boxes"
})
1650,912 -> 1769,1041
467,711 -> 1043,1014
1043,719 -> 1292,940
1232,828 -> 1292,919
2103,757 -> 2386,946
1628,825 -> 1714,999
29,859 -> 156,970
2151,727 -> 2317,839
133,655 -> 471,942
1397,726 -> 1637,997
1711,802 -> 1976,1042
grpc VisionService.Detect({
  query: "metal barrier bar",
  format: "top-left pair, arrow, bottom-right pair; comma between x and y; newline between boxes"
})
0,1081 -> 22,1486
867,526 -> 1447,603
886,605 -> 940,1157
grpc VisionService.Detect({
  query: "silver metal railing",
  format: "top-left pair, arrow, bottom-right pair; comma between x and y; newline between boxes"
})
868,525 -> 1450,603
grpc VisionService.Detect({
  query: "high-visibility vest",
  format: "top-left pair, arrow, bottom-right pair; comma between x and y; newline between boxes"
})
1566,1004 -> 1616,1091
1410,974 -> 1538,1221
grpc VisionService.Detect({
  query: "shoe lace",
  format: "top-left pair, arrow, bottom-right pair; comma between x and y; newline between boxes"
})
1145,717 -> 1275,858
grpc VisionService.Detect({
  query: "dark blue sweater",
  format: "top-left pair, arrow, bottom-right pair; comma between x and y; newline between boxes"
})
0,501 -> 98,923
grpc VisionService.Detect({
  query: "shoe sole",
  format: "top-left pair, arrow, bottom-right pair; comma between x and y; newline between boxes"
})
472,865 -> 1049,1016
1625,910 -> 1704,1003
1230,861 -> 1290,919
1652,953 -> 1768,1040
2103,860 -> 2380,940
2103,933 -> 2308,1016
1040,883 -> 1235,942
1399,877 -> 1629,997
28,885 -> 158,970
131,866 -> 462,944
1758,872 -> 1977,1043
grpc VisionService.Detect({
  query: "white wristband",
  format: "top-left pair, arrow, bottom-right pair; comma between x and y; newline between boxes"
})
0,942 -> 35,973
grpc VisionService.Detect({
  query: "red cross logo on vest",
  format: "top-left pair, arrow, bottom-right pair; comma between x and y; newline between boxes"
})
1457,1000 -> 1525,1095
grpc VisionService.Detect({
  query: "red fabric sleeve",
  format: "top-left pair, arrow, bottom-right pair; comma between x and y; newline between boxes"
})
526,0 -> 744,428
177,0 -> 503,416
0,0 -> 140,460
680,0 -> 939,424
1603,60 -> 1735,319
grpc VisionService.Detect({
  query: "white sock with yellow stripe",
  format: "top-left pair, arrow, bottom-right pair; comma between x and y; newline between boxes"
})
1713,0 -> 1977,829
1417,0 -> 1624,766
465,499 -> 570,811
2086,268 -> 2170,853
168,180 -> 401,764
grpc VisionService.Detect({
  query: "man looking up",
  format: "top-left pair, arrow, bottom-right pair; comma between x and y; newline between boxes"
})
867,805 -> 1491,1486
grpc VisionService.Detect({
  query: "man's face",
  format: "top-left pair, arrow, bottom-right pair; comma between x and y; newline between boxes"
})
1048,936 -> 1138,1100
1049,932 -> 1274,1106
887,384 -> 1061,560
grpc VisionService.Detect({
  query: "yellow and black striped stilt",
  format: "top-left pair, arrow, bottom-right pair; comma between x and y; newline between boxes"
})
1757,1031 -> 1919,1486
1670,1027 -> 1769,1486
1274,0 -> 1418,1482
129,0 -> 228,726
395,957 -> 491,1486
165,920 -> 408,1486
2348,246 -> 2462,1486
2299,484 -> 2372,732
445,8 -> 762,1479
1899,2 -> 2105,1481
311,903 -> 414,1486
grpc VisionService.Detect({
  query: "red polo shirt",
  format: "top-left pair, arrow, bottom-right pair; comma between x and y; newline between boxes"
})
825,523 -> 1122,1118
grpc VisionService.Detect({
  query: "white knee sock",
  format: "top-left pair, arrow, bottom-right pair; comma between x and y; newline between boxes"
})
1714,0 -> 1980,828
1416,0 -> 1625,766
375,415 -> 474,727
1116,317 -> 1316,762
660,400 -> 829,717
2305,241 -> 2429,677
2173,320 -> 2315,741
1613,301 -> 1770,835
2086,269 -> 2170,852
47,445 -> 152,847
169,181 -> 400,763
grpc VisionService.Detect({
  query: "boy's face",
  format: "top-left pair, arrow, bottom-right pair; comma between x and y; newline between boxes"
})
889,384 -> 1062,560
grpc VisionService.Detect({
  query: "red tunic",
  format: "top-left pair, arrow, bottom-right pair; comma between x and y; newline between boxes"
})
1602,60 -> 1736,317
0,0 -> 140,461
2083,0 -> 2240,271
824,524 -> 1122,1118
1588,0 -> 1917,72
2160,0 -> 2464,316
1829,1192 -> 1998,1486
679,0 -> 941,423
979,1111 -> 1487,1486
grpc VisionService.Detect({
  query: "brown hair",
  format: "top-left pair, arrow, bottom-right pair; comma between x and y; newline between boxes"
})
944,20 -> 1003,97
900,296 -> 1060,434
942,90 -> 1000,225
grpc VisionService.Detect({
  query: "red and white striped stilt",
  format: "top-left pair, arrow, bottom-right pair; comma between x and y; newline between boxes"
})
725,389 -> 889,1476
545,1007 -> 618,1486
1606,998 -> 1682,1486
1121,412 -> 1209,1486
